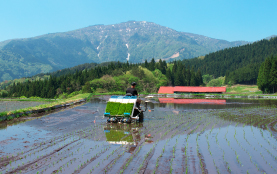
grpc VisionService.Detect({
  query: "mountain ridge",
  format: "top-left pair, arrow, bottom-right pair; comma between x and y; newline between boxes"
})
0,21 -> 249,82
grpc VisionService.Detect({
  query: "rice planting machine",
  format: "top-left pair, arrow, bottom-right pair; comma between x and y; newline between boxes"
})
104,95 -> 153,123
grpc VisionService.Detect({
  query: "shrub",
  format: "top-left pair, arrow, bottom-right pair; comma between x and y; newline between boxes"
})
207,77 -> 225,87
58,93 -> 68,99
0,112 -> 7,117
202,74 -> 214,84
7,116 -> 14,120
95,88 -> 108,93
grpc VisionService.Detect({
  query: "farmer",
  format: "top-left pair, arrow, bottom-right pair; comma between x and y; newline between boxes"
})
126,82 -> 141,107
126,82 -> 138,96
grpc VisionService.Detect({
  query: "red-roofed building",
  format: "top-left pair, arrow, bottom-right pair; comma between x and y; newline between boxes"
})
158,86 -> 226,94
159,98 -> 226,105
157,86 -> 175,94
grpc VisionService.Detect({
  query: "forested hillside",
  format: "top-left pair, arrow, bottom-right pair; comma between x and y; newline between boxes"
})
0,60 -> 203,98
0,21 -> 247,82
184,37 -> 277,85
0,62 -> 115,90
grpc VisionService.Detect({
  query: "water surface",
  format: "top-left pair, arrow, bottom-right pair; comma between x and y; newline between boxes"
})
0,97 -> 277,174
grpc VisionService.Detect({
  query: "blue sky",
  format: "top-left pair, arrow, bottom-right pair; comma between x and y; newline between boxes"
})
0,0 -> 276,42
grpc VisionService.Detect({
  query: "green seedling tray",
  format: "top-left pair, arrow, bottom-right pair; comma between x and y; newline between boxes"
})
105,102 -> 135,117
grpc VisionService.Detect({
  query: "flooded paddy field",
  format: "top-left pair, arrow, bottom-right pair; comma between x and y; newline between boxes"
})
0,97 -> 277,174
0,101 -> 50,113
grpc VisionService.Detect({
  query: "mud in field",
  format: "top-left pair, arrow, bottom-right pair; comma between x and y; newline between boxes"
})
0,97 -> 277,174
0,101 -> 50,113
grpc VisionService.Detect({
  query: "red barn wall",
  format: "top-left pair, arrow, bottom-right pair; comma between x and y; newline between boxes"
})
158,86 -> 226,94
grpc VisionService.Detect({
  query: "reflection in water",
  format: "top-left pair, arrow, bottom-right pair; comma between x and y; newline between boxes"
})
159,98 -> 226,105
150,98 -> 277,110
104,123 -> 149,153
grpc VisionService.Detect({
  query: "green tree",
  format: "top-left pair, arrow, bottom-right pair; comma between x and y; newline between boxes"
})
158,59 -> 166,74
144,59 -> 149,69
269,56 -> 277,93
190,69 -> 196,86
182,65 -> 187,86
186,66 -> 191,86
166,68 -> 173,85
257,62 -> 266,92
83,82 -> 92,93
149,58 -> 156,71
174,64 -> 183,86
257,56 -> 272,93
195,69 -> 203,86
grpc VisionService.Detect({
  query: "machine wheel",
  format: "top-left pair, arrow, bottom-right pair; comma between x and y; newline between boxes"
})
139,112 -> 144,122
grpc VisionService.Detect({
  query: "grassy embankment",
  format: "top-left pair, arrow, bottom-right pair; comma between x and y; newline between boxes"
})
225,84 -> 277,95
0,98 -> 54,102
0,93 -> 92,120
91,91 -> 156,96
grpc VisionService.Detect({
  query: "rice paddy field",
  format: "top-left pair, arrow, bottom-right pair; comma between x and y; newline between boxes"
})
0,101 -> 50,113
0,96 -> 277,174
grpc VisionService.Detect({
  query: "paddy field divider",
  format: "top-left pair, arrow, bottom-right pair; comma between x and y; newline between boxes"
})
0,93 -> 93,122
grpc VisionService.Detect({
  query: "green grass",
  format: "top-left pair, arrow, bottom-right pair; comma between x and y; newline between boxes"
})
92,92 -> 126,96
0,98 -> 54,102
226,85 -> 260,93
225,85 -> 277,95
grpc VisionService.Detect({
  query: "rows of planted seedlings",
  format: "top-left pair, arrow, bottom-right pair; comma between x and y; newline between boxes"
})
1,104 -> 277,174
120,111 -> 211,173
137,106 -> 277,174
1,131 -> 82,173
197,107 -> 277,173
0,124 -> 111,173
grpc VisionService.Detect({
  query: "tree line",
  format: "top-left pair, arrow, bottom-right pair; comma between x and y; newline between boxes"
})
183,37 -> 277,85
1,59 -> 203,98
